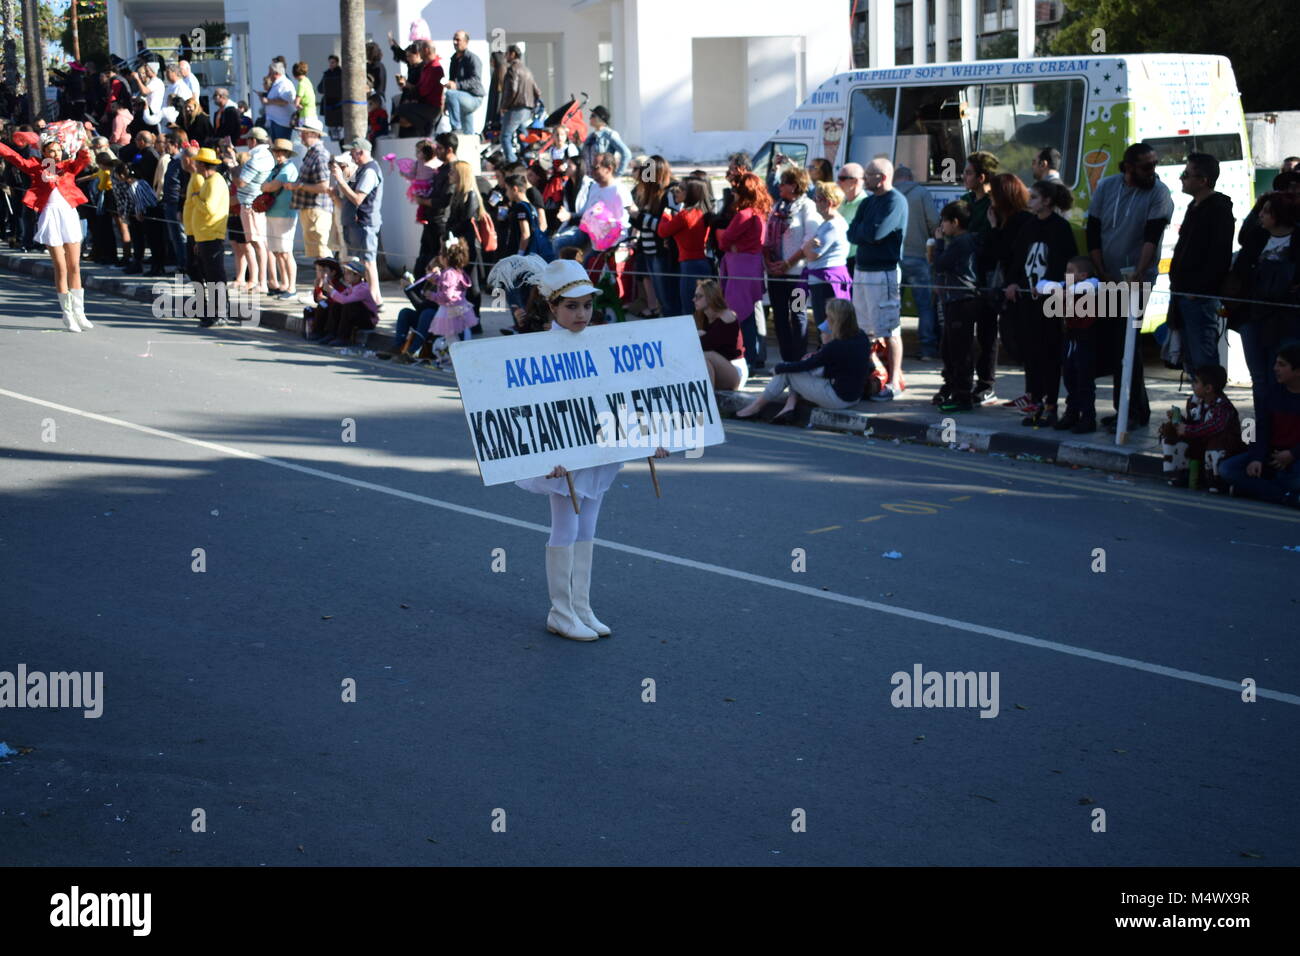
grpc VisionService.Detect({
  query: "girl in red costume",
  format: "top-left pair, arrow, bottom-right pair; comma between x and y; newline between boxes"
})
0,127 -> 95,331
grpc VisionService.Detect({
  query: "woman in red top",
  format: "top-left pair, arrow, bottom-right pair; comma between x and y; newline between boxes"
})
658,176 -> 714,314
0,128 -> 94,331
716,171 -> 770,372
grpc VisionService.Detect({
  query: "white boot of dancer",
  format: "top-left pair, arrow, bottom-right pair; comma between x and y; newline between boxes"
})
570,540 -> 610,637
545,546 -> 598,641
58,292 -> 81,332
71,288 -> 93,329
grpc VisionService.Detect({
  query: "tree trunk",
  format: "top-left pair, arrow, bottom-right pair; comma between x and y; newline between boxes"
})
1,0 -> 20,94
20,0 -> 42,121
70,0 -> 79,63
339,0 -> 366,143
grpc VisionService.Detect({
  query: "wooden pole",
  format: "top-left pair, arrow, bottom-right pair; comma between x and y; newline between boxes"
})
647,458 -> 661,498
70,0 -> 80,63
564,472 -> 580,514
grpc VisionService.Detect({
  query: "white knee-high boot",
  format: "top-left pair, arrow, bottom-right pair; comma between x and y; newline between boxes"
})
71,288 -> 93,329
570,540 -> 610,636
58,292 -> 81,332
545,546 -> 598,641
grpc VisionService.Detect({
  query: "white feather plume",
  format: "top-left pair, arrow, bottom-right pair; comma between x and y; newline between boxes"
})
487,254 -> 548,291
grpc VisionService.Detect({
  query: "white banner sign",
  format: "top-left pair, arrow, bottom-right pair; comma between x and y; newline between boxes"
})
449,315 -> 726,486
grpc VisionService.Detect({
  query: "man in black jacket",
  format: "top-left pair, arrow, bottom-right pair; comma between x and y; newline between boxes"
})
318,56 -> 343,135
1170,152 -> 1235,376
211,88 -> 242,143
445,31 -> 485,135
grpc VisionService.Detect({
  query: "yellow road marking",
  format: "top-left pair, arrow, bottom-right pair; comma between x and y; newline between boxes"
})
949,495 -> 973,501
807,525 -> 841,534
858,515 -> 886,523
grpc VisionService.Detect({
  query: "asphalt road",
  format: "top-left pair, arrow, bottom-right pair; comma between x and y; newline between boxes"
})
2,273 -> 1298,867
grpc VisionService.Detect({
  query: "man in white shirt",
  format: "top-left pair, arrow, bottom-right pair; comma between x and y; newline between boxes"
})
552,151 -> 637,255
177,59 -> 202,102
261,62 -> 299,141
131,63 -> 166,131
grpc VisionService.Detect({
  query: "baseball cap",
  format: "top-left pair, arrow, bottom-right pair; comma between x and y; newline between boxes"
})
248,127 -> 269,142
340,137 -> 372,154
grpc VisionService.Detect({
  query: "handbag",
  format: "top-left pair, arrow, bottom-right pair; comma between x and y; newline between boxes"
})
473,204 -> 497,252
251,192 -> 274,213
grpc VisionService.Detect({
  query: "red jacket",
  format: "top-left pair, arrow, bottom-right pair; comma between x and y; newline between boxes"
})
417,58 -> 445,112
0,142 -> 91,211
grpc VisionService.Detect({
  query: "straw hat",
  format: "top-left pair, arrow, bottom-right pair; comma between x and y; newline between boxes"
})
270,138 -> 295,154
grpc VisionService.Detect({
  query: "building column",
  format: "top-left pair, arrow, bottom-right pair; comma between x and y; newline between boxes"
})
912,0 -> 927,65
621,0 -> 640,145
961,0 -> 976,61
867,0 -> 894,68
1018,0 -> 1035,58
933,0 -> 948,63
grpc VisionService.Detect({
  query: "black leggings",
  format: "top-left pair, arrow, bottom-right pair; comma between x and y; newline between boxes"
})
1018,296 -> 1062,406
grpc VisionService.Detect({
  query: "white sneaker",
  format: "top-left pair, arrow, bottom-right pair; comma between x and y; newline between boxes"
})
870,385 -> 895,402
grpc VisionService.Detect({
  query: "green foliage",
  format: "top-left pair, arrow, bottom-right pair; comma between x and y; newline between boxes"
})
196,20 -> 228,52
59,2 -> 108,65
1051,0 -> 1300,111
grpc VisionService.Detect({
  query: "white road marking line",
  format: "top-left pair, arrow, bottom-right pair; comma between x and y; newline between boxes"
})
3,385 -> 1296,707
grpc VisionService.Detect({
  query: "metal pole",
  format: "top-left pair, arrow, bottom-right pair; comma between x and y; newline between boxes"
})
1115,274 -> 1138,446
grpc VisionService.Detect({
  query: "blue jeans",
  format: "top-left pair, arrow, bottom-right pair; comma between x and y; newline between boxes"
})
394,307 -> 436,350
741,314 -> 767,369
551,225 -> 588,255
901,255 -> 938,355
500,108 -> 532,163
1174,293 -> 1221,375
163,202 -> 187,271
646,252 -> 681,316
1219,452 -> 1300,504
1239,315 -> 1300,414
678,258 -> 714,314
267,120 -> 292,141
445,90 -> 483,134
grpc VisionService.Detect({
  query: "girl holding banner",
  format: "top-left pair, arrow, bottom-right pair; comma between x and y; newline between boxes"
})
501,256 -> 669,642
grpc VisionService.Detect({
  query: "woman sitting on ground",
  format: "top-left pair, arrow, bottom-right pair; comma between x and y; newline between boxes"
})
735,299 -> 871,424
693,278 -> 747,390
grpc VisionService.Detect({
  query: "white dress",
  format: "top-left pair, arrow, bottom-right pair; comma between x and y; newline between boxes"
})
35,187 -> 83,247
514,322 -> 623,501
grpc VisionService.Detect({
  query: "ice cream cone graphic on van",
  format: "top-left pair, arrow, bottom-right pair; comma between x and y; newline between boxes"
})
822,117 -> 845,163
1084,145 -> 1111,195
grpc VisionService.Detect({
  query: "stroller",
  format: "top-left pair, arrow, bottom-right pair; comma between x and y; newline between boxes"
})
491,92 -> 590,165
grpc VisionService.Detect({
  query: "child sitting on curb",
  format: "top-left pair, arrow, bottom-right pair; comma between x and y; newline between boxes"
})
1159,364 -> 1246,489
309,258 -> 378,347
303,257 -> 346,338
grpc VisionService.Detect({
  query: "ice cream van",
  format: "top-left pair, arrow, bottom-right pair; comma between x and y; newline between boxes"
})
753,54 -> 1254,331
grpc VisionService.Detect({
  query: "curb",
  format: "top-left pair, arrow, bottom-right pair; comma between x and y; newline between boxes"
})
715,387 -> 1165,476
0,251 -> 393,350
3,252 -> 1166,477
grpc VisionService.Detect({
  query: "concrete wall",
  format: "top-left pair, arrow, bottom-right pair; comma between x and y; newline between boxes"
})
1246,111 -> 1300,169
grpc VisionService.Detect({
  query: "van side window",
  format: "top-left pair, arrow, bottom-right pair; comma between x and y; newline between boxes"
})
752,141 -> 809,194
894,85 -> 971,185
848,88 -> 896,168
974,79 -> 1086,188
1147,133 -> 1243,166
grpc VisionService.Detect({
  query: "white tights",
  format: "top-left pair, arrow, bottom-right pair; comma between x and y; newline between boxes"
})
547,492 -> 604,547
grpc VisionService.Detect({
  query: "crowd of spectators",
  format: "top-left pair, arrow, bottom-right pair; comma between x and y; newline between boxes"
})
4,37 -> 1299,508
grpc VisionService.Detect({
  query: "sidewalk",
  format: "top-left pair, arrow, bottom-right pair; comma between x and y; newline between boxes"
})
2,247 -> 1252,477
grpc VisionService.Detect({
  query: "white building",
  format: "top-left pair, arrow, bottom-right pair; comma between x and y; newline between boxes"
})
106,0 -> 851,162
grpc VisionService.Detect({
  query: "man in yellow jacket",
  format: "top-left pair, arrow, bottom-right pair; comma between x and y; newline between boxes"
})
183,147 -> 230,326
